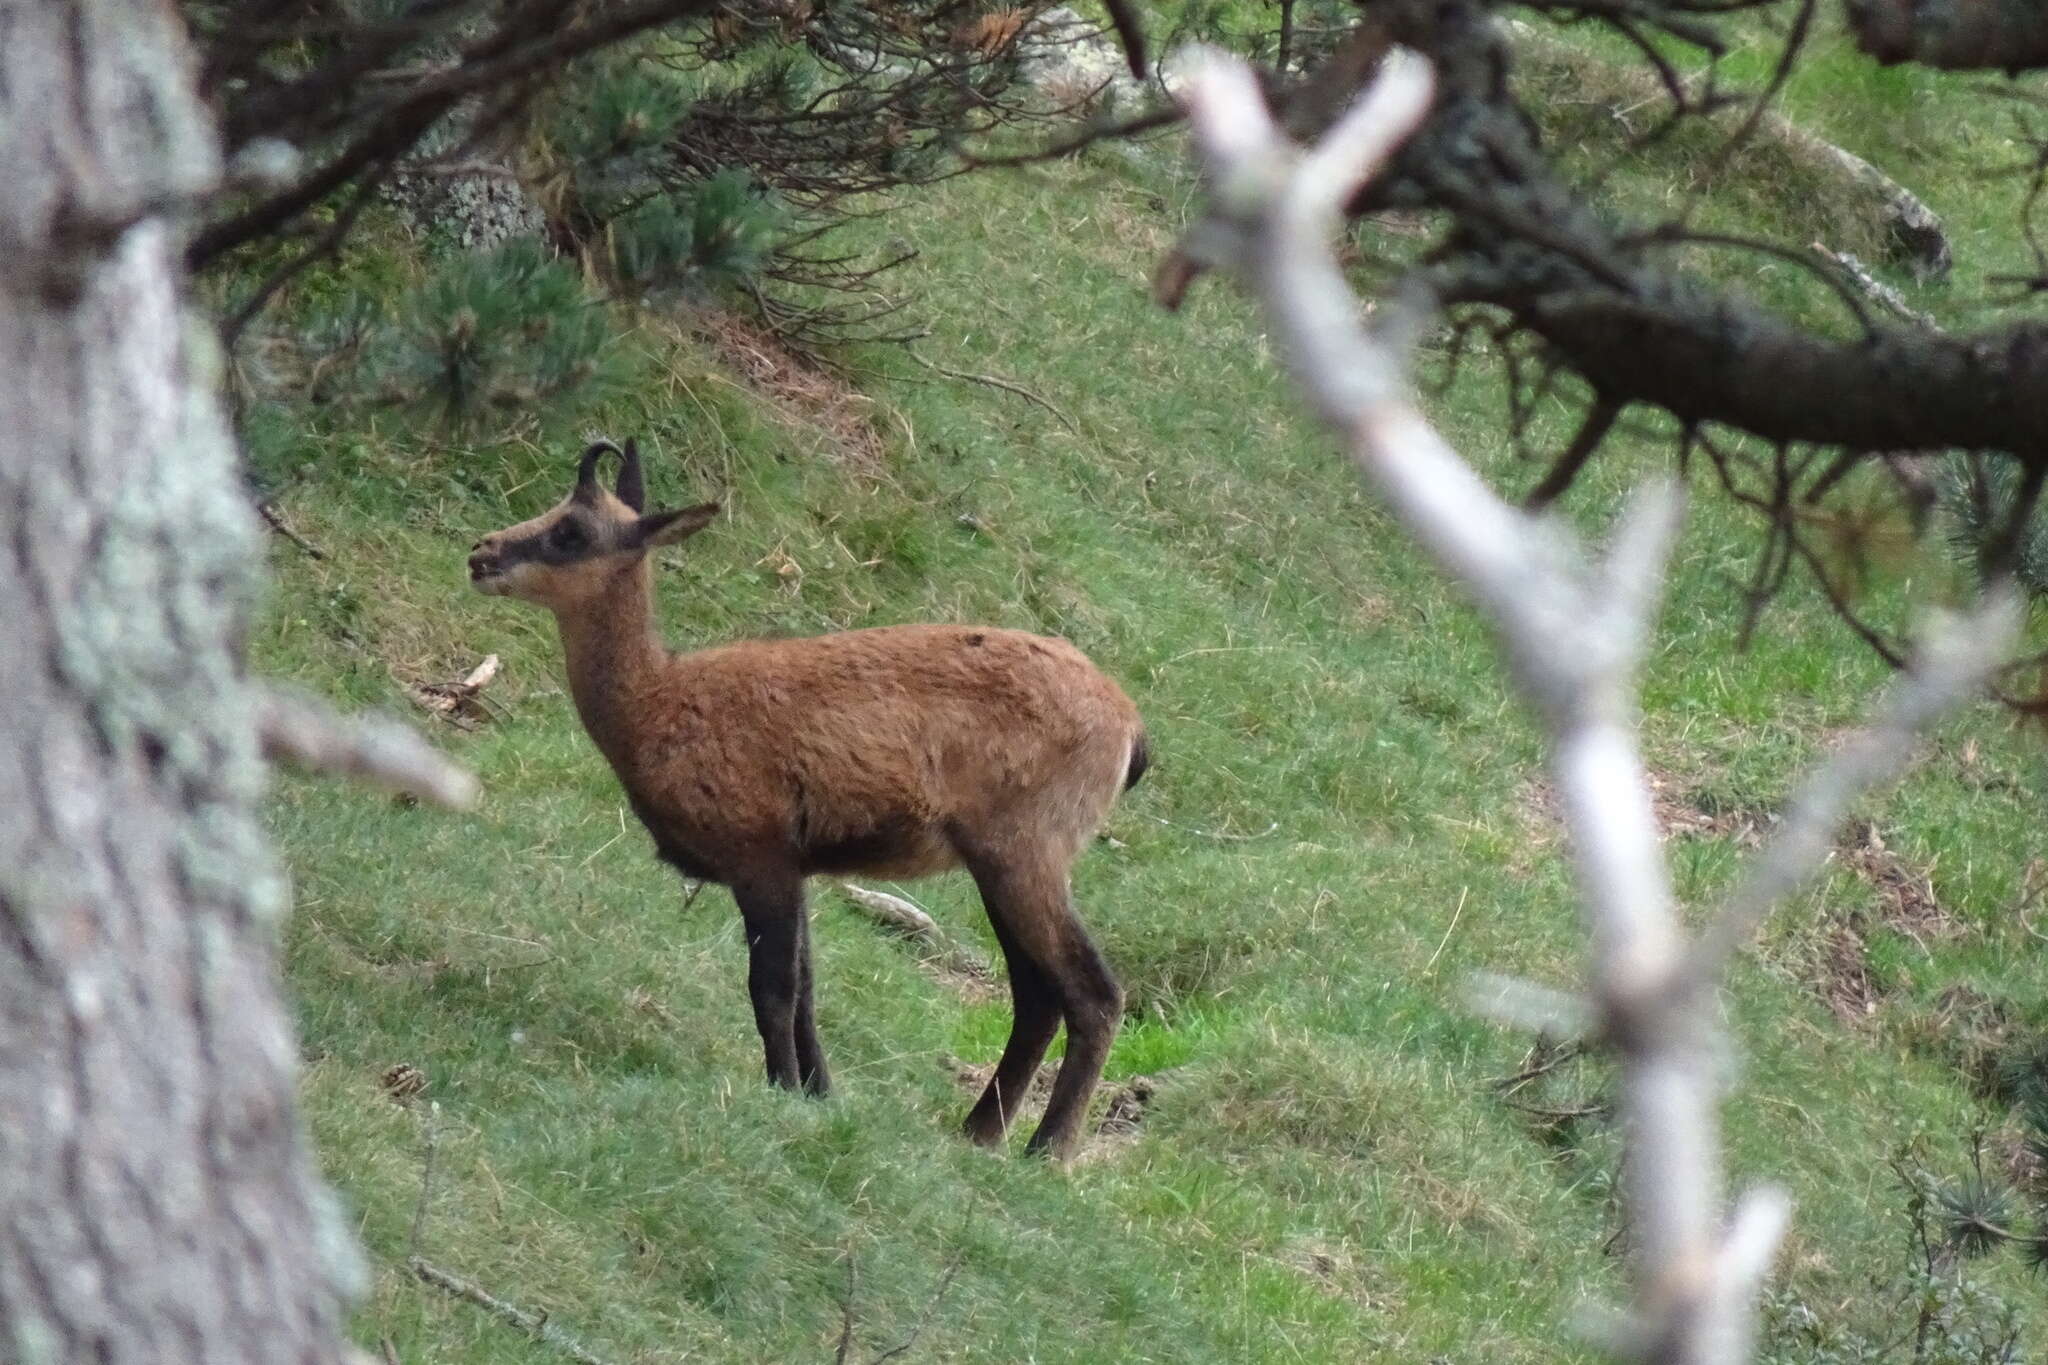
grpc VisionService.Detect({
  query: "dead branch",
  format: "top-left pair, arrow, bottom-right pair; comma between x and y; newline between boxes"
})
260,685 -> 478,809
407,655 -> 503,730
407,1101 -> 440,1260
838,883 -> 941,938
1490,1038 -> 1588,1096
907,350 -> 1080,434
836,883 -> 995,985
255,498 -> 327,559
1812,244 -> 1937,327
865,1250 -> 964,1364
1170,42 -> 2006,1364
833,1253 -> 860,1365
408,1259 -> 615,1365
832,1242 -> 967,1365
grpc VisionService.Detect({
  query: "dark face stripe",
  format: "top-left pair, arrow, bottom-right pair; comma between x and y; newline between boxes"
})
493,512 -> 620,569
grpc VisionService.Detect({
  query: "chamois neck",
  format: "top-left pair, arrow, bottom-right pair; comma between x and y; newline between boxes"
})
552,558 -> 669,766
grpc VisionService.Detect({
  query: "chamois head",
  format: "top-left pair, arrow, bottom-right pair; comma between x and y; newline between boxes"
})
468,439 -> 719,608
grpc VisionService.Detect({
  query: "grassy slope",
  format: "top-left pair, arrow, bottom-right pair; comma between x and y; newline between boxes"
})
253,20 -> 2048,1363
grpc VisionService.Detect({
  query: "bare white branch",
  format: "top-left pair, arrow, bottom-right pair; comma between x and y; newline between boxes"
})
1465,972 -> 1595,1038
260,685 -> 479,810
1687,590 -> 2017,990
1170,45 -> 2004,1365
1705,1186 -> 1796,1361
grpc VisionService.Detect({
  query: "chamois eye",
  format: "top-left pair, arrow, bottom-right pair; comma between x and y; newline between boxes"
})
549,522 -> 587,553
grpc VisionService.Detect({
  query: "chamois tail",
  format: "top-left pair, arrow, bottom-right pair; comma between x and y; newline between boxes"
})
1123,730 -> 1150,791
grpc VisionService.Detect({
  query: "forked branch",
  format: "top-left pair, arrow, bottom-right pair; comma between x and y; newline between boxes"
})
1170,43 -> 2010,1365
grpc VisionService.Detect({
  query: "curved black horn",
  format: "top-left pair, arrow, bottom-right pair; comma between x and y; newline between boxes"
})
576,440 -> 623,488
616,439 -> 645,512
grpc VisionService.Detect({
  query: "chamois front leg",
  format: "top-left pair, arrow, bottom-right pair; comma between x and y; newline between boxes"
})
734,873 -> 811,1092
793,909 -> 831,1096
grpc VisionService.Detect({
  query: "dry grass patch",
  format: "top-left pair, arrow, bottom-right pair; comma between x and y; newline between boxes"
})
687,309 -> 888,473
1274,1237 -> 1402,1313
1810,821 -> 1960,1022
1516,770 -> 1767,849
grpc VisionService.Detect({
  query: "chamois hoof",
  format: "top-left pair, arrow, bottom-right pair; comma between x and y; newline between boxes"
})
1022,1130 -> 1082,1163
961,1111 -> 1010,1148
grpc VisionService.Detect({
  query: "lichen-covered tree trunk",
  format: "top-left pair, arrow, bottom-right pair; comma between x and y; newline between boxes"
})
0,4 -> 356,1361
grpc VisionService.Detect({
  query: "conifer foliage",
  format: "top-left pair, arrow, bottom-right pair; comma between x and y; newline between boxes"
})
382,241 -> 619,426
202,1 -> 1104,419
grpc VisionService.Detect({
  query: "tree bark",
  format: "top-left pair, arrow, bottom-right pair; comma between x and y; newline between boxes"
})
0,4 -> 357,1361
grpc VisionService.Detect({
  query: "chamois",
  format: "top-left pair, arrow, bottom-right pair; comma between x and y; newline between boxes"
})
468,440 -> 1147,1157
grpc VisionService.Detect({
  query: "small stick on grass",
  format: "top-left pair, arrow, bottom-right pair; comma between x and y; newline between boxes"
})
256,498 -> 327,560
407,1101 -> 440,1260
908,350 -> 1080,434
838,883 -> 942,940
408,1258 -> 616,1365
837,884 -> 996,987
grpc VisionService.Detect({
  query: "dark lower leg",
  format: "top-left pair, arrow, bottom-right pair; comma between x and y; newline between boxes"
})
737,884 -> 804,1090
964,943 -> 1061,1145
955,842 -> 1119,1154
1027,941 -> 1123,1159
794,915 -> 830,1096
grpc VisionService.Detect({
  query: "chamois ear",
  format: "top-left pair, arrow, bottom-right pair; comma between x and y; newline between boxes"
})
633,502 -> 720,549
616,439 -> 646,512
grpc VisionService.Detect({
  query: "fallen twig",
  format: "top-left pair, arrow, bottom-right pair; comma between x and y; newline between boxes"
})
836,884 -> 998,991
260,685 -> 478,809
1095,1074 -> 1158,1136
408,1259 -> 615,1365
1141,813 -> 1280,842
908,350 -> 1080,434
833,1252 -> 861,1365
407,1101 -> 440,1259
256,499 -> 327,560
839,886 -> 994,970
1489,1038 -> 1587,1097
1812,243 -> 1937,328
838,883 -> 941,940
832,1244 -> 967,1365
866,1251 -> 965,1364
406,654 -> 503,731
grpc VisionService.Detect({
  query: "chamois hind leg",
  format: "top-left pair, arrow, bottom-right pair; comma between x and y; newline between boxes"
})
733,872 -> 811,1093
957,842 -> 1123,1159
793,910 -> 831,1096
960,899 -> 1062,1146
1026,915 -> 1121,1159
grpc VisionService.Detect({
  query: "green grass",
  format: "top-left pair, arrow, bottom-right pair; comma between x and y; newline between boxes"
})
244,36 -> 2048,1363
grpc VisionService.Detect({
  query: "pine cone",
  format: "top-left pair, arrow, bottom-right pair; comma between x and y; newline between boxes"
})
380,1062 -> 428,1104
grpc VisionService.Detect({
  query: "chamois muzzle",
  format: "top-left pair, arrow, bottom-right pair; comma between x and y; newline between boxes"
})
468,540 -> 504,589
